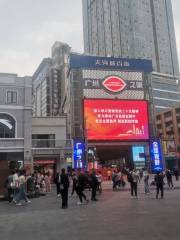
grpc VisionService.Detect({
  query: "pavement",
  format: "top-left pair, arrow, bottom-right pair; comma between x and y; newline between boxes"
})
0,178 -> 180,240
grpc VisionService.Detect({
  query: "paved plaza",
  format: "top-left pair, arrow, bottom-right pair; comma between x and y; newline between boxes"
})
0,180 -> 180,240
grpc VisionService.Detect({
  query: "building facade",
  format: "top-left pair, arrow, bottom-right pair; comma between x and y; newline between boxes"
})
82,0 -> 179,76
0,73 -> 32,169
32,42 -> 71,117
156,105 -> 180,170
65,54 -> 154,170
152,72 -> 180,112
32,58 -> 61,117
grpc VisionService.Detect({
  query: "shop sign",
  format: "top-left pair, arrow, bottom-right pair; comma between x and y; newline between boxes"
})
150,139 -> 164,173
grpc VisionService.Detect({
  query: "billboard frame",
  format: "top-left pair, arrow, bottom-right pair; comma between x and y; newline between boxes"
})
82,98 -> 150,142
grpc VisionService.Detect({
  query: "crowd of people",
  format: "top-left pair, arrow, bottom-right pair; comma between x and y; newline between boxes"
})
55,169 -> 103,209
5,170 -> 52,205
4,167 -> 179,208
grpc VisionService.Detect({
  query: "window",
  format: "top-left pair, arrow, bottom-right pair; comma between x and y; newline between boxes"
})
0,114 -> 16,138
6,91 -> 17,104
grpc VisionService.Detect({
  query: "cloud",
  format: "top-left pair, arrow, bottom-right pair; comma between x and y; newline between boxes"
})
0,0 -> 179,76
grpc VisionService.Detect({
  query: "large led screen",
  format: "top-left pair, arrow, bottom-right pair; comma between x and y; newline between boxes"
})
83,99 -> 149,141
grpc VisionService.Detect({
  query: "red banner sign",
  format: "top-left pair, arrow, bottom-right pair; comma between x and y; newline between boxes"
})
84,99 -> 149,141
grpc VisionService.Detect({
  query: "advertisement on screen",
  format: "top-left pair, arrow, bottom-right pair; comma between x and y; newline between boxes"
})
132,146 -> 146,168
83,99 -> 149,141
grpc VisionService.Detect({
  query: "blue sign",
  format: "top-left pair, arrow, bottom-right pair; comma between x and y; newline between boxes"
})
150,139 -> 164,173
70,54 -> 153,72
73,139 -> 85,169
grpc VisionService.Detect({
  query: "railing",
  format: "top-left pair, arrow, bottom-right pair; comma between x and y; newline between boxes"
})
32,139 -> 73,149
0,138 -> 24,149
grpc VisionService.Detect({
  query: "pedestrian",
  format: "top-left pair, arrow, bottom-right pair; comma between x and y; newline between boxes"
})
129,170 -> 139,198
13,169 -> 31,206
139,169 -> 143,183
155,171 -> 164,199
143,170 -> 150,194
107,170 -> 111,181
5,171 -> 15,202
90,170 -> 98,201
174,168 -> 179,181
76,169 -> 89,205
166,169 -> 174,189
55,172 -> 61,197
59,168 -> 69,209
45,172 -> 51,193
71,172 -> 78,197
96,171 -> 103,193
112,170 -> 118,190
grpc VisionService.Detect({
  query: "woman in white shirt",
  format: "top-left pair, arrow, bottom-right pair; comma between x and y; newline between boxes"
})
13,170 -> 31,206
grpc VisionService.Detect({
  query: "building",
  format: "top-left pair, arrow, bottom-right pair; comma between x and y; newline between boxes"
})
82,0 -> 180,112
83,0 -> 179,76
32,58 -> 61,117
32,116 -> 72,178
152,72 -> 180,112
66,54 -> 154,170
156,105 -> 180,170
0,73 -> 32,187
32,42 -> 71,117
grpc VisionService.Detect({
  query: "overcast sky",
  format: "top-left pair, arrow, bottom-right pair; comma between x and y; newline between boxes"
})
0,0 -> 179,76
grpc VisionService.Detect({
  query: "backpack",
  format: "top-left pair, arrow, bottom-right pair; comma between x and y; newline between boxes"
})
127,173 -> 133,183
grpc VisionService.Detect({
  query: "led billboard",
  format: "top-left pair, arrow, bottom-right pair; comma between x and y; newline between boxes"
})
83,99 -> 149,141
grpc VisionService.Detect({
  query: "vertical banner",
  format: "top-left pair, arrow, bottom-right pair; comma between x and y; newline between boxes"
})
73,139 -> 86,169
150,138 -> 164,173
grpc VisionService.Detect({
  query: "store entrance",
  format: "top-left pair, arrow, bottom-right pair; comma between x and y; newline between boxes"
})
95,145 -> 133,169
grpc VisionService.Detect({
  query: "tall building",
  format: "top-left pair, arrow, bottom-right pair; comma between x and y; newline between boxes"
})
32,58 -> 61,117
32,42 -> 71,117
82,0 -> 180,112
83,0 -> 179,76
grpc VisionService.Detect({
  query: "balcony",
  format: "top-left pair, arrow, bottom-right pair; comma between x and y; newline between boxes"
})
32,139 -> 73,156
166,126 -> 174,133
156,120 -> 162,125
165,116 -> 173,122
0,138 -> 24,152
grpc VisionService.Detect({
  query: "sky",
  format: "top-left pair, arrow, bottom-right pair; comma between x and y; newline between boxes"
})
0,0 -> 179,76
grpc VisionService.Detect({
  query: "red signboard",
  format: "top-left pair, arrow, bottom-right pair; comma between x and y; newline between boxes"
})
83,99 -> 149,141
35,160 -> 55,165
102,76 -> 127,93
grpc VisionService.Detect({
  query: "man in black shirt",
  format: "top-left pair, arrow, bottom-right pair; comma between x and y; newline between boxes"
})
60,168 -> 69,209
90,170 -> 98,201
155,171 -> 164,199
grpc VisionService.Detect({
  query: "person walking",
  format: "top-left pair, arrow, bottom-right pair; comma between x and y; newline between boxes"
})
90,170 -> 98,201
166,169 -> 174,189
174,168 -> 179,181
5,171 -> 15,202
96,171 -> 103,193
155,171 -> 164,199
13,169 -> 31,206
71,172 -> 78,197
59,168 -> 69,209
76,170 -> 89,205
143,170 -> 150,194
